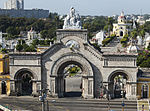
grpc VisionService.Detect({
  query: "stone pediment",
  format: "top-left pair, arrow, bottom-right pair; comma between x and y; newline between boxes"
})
41,29 -> 103,60
41,43 -> 64,58
56,29 -> 88,43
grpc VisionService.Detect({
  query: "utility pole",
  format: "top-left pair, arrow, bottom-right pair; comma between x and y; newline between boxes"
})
106,87 -> 110,111
107,96 -> 110,111
47,100 -> 49,111
122,78 -> 126,111
39,88 -> 48,111
42,92 -> 45,111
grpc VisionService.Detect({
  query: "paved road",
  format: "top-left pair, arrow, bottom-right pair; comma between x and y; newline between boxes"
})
0,96 -> 137,111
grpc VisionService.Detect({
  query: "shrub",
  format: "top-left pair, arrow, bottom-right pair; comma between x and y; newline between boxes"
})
102,36 -> 115,46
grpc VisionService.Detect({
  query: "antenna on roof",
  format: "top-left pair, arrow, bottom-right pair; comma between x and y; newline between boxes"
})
140,9 -> 143,16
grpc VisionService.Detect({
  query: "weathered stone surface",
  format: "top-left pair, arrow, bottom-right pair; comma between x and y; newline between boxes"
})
9,29 -> 138,99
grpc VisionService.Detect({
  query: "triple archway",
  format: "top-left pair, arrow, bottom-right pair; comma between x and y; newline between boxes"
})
12,54 -> 132,99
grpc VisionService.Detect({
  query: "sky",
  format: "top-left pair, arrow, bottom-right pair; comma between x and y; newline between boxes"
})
0,0 -> 150,16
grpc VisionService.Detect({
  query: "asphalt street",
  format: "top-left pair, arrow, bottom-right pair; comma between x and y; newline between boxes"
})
0,96 -> 137,111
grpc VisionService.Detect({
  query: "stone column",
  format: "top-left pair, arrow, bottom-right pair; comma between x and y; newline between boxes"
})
82,77 -> 88,98
59,77 -> 64,97
32,81 -> 38,96
88,78 -> 94,98
36,82 -> 41,95
126,83 -> 137,99
58,77 -> 61,97
50,77 -> 57,97
126,84 -> 130,98
108,82 -> 114,98
10,80 -> 15,96
103,82 -> 109,99
131,84 -> 137,99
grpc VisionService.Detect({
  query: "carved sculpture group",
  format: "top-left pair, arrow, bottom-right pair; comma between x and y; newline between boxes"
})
63,7 -> 82,29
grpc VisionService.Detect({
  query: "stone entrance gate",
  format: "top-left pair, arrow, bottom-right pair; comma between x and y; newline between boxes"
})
9,29 -> 138,99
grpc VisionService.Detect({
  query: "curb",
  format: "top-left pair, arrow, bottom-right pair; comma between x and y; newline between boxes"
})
0,105 -> 11,111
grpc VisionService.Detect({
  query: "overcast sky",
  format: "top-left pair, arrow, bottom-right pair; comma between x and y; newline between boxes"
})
0,0 -> 150,16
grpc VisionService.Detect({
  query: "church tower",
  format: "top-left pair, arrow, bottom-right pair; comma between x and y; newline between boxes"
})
118,11 -> 126,24
113,11 -> 132,37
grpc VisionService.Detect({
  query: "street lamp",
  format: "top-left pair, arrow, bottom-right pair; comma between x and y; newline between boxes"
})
106,84 -> 110,111
121,78 -> 126,111
107,93 -> 110,111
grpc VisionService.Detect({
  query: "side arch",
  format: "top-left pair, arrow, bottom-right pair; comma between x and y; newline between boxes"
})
14,68 -> 38,96
108,70 -> 133,98
14,68 -> 38,80
108,70 -> 133,82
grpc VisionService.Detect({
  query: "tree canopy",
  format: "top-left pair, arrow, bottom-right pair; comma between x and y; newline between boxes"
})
0,14 -> 63,40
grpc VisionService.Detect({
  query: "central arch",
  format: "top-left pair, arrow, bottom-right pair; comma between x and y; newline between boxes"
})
50,53 -> 94,98
58,61 -> 83,97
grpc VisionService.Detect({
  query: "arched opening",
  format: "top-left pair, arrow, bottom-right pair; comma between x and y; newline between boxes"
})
142,84 -> 148,98
21,73 -> 32,95
109,72 -> 128,98
120,31 -> 123,36
51,54 -> 94,98
1,81 -> 6,94
15,70 -> 34,96
56,61 -> 83,97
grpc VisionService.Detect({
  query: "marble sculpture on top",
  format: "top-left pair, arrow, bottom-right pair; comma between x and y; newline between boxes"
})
63,7 -> 82,29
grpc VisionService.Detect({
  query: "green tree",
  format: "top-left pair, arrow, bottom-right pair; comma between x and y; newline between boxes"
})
6,27 -> 19,36
137,50 -> 150,67
131,29 -> 138,39
120,34 -> 129,47
40,30 -> 48,39
0,48 -> 8,53
140,58 -> 150,67
16,44 -> 23,52
139,29 -> 145,38
22,44 -> 29,50
47,28 -> 56,39
32,39 -> 39,46
103,25 -> 109,32
24,45 -> 36,52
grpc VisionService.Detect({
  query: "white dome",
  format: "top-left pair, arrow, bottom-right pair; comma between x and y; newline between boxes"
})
127,44 -> 139,53
146,36 -> 150,42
